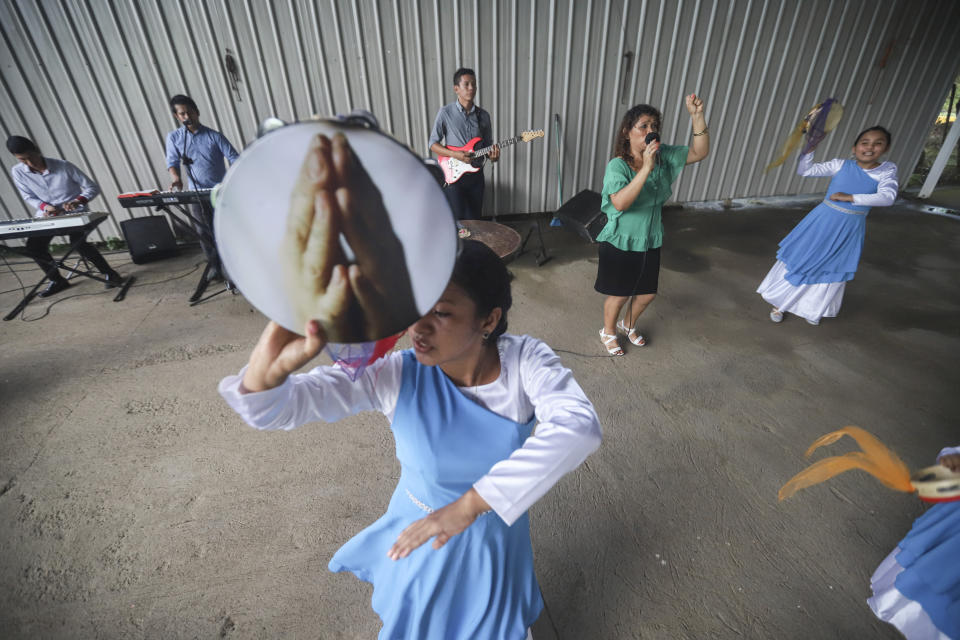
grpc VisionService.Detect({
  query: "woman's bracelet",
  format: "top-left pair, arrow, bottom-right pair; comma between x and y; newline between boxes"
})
693,126 -> 709,137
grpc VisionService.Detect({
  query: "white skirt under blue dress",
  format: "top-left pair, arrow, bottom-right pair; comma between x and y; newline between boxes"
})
867,501 -> 960,639
757,260 -> 845,322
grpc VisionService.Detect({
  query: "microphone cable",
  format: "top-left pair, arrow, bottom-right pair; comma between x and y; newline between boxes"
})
619,131 -> 661,331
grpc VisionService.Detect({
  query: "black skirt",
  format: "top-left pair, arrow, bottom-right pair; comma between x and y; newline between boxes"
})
594,242 -> 660,296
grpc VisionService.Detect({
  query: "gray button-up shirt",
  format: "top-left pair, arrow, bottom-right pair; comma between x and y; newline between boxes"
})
428,101 -> 493,153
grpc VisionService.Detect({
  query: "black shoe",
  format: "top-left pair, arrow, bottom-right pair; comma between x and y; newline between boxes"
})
104,271 -> 124,289
39,279 -> 71,298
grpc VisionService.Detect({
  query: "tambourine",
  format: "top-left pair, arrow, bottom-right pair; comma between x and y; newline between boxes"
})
911,465 -> 960,503
214,115 -> 458,344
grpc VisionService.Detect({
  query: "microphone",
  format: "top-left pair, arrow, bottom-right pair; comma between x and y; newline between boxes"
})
181,127 -> 193,166
645,132 -> 661,170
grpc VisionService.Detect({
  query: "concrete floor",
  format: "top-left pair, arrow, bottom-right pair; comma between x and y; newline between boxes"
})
0,203 -> 957,639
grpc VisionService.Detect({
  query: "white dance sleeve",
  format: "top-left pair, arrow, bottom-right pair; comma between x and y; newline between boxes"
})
797,153 -> 843,177
218,353 -> 402,431
852,162 -> 899,207
473,338 -> 602,526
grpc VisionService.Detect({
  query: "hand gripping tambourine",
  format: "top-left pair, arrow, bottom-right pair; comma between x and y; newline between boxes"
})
214,114 -> 458,346
911,465 -> 960,503
779,426 -> 960,504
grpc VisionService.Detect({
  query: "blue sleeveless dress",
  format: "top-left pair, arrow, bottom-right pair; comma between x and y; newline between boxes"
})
777,159 -> 880,285
328,351 -> 543,639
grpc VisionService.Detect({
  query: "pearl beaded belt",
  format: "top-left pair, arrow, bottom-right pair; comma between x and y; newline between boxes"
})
404,488 -> 492,517
405,489 -> 435,514
823,199 -> 865,215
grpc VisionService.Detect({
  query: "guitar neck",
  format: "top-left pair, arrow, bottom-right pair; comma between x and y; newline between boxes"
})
472,135 -> 525,158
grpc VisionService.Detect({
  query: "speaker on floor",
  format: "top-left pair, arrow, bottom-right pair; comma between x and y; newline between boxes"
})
121,216 -> 179,264
554,189 -> 606,242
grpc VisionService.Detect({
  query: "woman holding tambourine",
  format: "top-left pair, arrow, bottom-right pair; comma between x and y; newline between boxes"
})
216,119 -> 602,639
595,96 -> 710,355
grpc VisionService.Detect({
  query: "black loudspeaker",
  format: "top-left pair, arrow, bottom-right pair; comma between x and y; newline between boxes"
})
121,216 -> 179,264
554,189 -> 606,242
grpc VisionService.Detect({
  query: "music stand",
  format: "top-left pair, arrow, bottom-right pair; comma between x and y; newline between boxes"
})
2,215 -> 135,321
518,214 -> 552,266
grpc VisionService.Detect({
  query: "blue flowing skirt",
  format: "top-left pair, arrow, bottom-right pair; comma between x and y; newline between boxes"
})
329,482 -> 542,640
776,202 -> 867,285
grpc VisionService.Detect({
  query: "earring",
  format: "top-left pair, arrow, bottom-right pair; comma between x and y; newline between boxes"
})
482,331 -> 490,340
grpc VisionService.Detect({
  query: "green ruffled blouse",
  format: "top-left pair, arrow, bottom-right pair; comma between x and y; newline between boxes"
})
596,144 -> 688,252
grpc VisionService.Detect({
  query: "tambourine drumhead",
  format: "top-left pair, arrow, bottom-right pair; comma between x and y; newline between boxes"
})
214,120 -> 457,342
911,465 -> 960,503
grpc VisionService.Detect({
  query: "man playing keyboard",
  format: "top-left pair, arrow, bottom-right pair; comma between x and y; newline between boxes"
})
7,135 -> 122,297
165,94 -> 239,282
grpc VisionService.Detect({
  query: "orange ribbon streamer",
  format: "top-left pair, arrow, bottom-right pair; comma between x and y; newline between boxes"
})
778,426 -> 914,501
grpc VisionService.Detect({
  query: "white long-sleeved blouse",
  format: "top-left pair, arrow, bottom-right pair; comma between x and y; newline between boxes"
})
797,152 -> 899,208
218,334 -> 602,526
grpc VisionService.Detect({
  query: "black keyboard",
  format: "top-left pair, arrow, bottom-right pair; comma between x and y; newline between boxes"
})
117,189 -> 212,208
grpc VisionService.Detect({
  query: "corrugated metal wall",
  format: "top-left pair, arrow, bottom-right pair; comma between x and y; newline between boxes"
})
2,0 -> 959,242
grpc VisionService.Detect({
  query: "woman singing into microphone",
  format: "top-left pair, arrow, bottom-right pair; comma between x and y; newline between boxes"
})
595,97 -> 709,355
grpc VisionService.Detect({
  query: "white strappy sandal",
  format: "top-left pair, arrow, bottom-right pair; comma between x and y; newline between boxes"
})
616,319 -> 646,346
599,328 -> 624,356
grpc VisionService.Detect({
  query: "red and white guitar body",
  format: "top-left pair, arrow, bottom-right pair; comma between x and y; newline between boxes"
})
437,129 -> 544,185
438,138 -> 485,184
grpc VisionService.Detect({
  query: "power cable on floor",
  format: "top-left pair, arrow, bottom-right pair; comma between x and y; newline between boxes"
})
8,261 -> 206,322
552,348 -> 622,359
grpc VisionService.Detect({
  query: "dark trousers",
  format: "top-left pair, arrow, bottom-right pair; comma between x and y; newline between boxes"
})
444,171 -> 485,220
26,233 -> 114,283
188,202 -> 222,276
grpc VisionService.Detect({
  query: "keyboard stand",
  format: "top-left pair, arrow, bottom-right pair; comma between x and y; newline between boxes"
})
65,255 -> 90,280
3,216 -> 135,321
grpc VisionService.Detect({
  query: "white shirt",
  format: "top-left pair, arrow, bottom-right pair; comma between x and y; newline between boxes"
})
218,334 -> 602,526
797,153 -> 898,207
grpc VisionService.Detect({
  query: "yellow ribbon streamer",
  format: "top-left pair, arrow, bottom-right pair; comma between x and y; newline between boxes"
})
765,99 -> 844,171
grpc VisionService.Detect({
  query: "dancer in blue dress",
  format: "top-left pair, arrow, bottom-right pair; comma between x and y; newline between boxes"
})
781,431 -> 959,640
757,126 -> 898,325
220,240 -> 602,639
868,446 -> 960,640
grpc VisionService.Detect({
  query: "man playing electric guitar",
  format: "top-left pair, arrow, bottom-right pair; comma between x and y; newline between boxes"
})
428,67 -> 499,220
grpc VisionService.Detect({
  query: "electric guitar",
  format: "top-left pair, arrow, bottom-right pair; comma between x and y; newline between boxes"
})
438,129 -> 545,184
